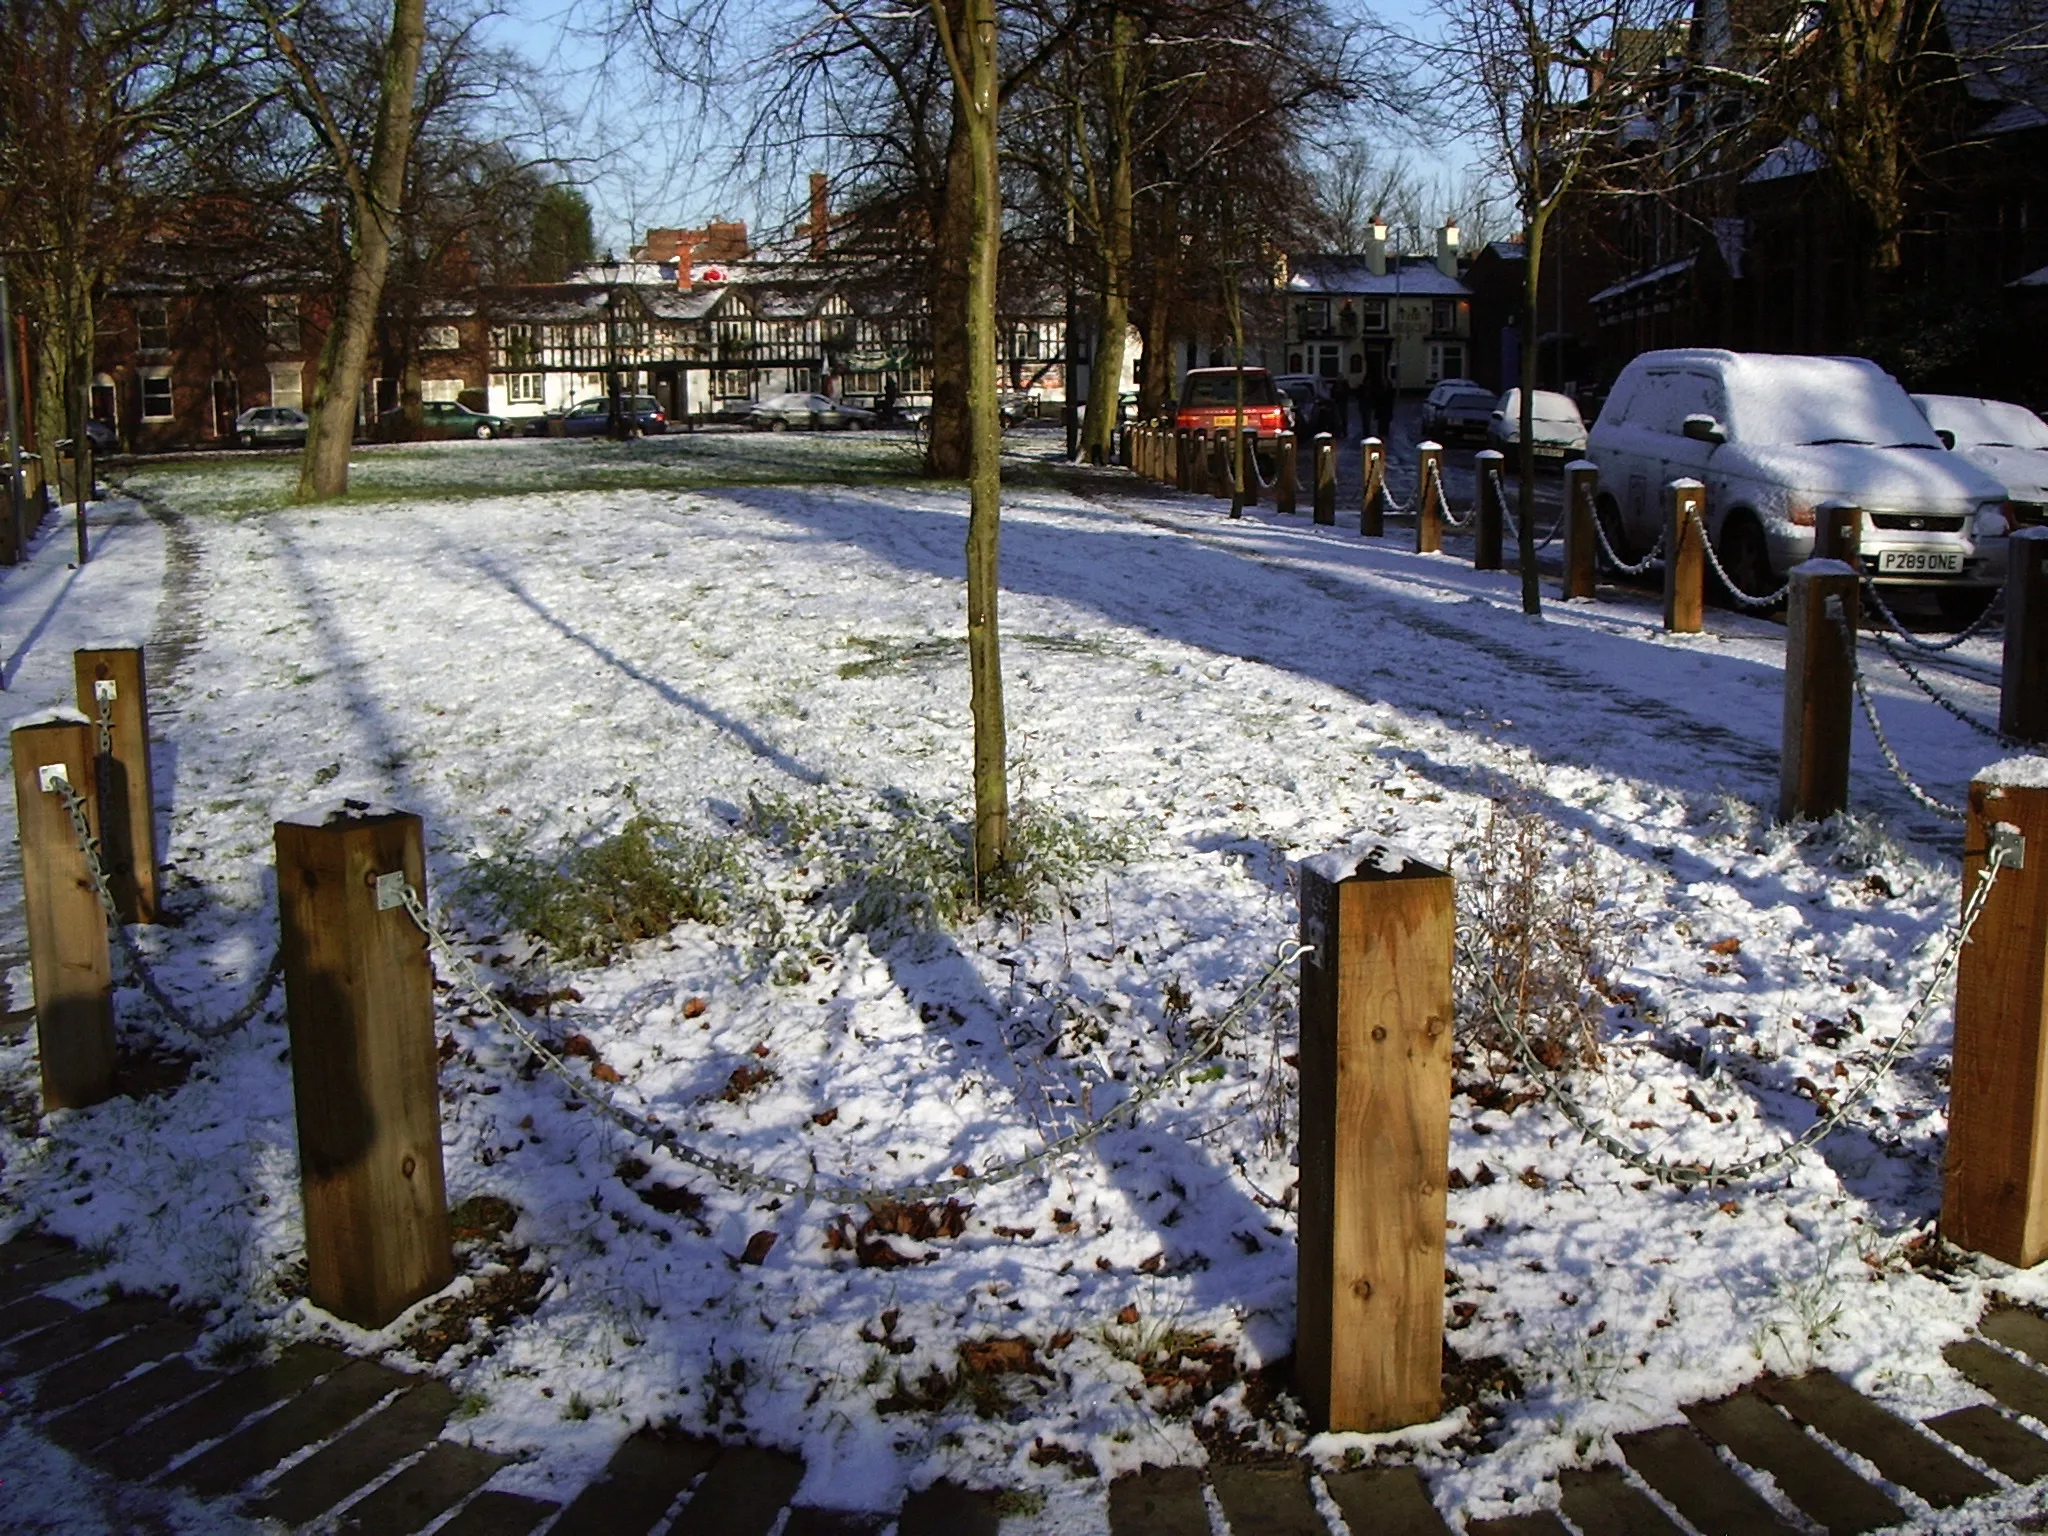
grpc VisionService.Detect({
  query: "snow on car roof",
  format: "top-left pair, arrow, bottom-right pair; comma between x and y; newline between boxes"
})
1702,353 -> 1943,449
1914,394 -> 2048,450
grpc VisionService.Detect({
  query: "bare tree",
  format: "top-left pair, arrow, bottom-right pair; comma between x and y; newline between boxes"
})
1423,0 -> 1687,615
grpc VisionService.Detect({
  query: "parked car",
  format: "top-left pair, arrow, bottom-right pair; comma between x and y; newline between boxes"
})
560,394 -> 669,436
55,420 -> 117,457
1174,367 -> 1289,444
1913,393 -> 2048,526
1588,349 -> 2010,617
1488,388 -> 1589,460
1419,381 -> 1499,445
232,406 -> 308,448
1274,373 -> 1342,437
748,393 -> 876,431
382,400 -> 508,440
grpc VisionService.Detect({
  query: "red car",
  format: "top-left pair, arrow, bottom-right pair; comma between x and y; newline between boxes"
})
1175,367 -> 1289,443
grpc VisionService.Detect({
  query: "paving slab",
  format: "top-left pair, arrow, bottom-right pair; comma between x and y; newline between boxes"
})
251,1379 -> 456,1524
430,1489 -> 560,1536
3,1295 -> 172,1379
1925,1405 -> 2048,1485
897,1479 -> 1000,1536
0,1291 -> 80,1345
1685,1390 -> 1905,1534
0,1247 -> 96,1302
330,1441 -> 510,1535
1980,1308 -> 2048,1371
96,1342 -> 347,1482
1323,1465 -> 1453,1535
1556,1465 -> 1688,1536
44,1355 -> 214,1455
172,1356 -> 411,1498
782,1508 -> 888,1535
1210,1460 -> 1326,1535
1466,1514 -> 1573,1536
1109,1464 -> 1212,1536
1945,1340 -> 2048,1423
668,1444 -> 805,1536
31,1316 -> 199,1414
1618,1423 -> 1803,1536
546,1428 -> 718,1535
1758,1371 -> 1996,1508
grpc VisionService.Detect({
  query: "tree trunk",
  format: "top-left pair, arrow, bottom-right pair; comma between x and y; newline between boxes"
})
927,102 -> 975,479
1078,10 -> 1134,465
1135,205 -> 1179,419
296,0 -> 427,501
1517,207 -> 1545,617
934,0 -> 1009,877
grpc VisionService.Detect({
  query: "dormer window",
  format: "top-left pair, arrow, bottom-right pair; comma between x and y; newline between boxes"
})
138,300 -> 169,351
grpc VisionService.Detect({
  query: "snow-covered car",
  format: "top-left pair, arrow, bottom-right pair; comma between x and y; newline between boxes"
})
1588,349 -> 2011,617
1913,393 -> 2048,526
1489,388 -> 1589,461
1420,381 -> 1498,445
232,406 -> 308,448
56,419 -> 117,457
749,393 -> 876,431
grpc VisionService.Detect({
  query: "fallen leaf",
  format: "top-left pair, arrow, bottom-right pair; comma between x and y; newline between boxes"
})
561,1034 -> 597,1060
591,1062 -> 622,1084
951,1163 -> 972,1178
811,1106 -> 839,1127
959,1337 -> 1044,1376
1137,1252 -> 1165,1273
1116,1304 -> 1140,1325
740,1230 -> 777,1265
682,996 -> 708,1018
1709,937 -> 1742,956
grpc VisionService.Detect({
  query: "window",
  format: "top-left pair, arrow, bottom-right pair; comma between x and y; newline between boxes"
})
269,365 -> 302,411
137,301 -> 169,351
1301,299 -> 1330,336
424,378 -> 464,403
1314,342 -> 1341,379
1432,299 -> 1457,334
422,324 -> 460,352
1426,343 -> 1465,384
141,368 -> 174,421
1362,298 -> 1389,333
508,373 -> 543,404
265,295 -> 300,352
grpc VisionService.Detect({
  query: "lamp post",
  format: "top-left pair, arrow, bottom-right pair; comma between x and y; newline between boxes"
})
598,251 -> 627,440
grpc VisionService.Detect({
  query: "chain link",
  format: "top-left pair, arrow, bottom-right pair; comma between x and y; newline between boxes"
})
1484,846 -> 2007,1187
1835,600 -> 1969,821
1590,501 -> 1666,577
1866,627 -> 2016,746
1861,569 -> 2004,653
54,777 -> 283,1038
1689,509 -> 1792,609
402,883 -> 1305,1207
1491,465 -> 1564,551
1429,457 -> 1473,531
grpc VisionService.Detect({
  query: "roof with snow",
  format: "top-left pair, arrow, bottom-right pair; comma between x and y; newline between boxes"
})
1285,255 -> 1470,297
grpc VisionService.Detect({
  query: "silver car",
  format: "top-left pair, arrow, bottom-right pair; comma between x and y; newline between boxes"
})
748,393 -> 877,431
1589,349 -> 2009,617
233,406 -> 309,448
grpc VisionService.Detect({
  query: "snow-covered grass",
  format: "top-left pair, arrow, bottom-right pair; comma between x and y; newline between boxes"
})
3,435 -> 2045,1530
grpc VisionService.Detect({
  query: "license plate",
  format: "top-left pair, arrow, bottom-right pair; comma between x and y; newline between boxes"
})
1878,549 -> 1963,574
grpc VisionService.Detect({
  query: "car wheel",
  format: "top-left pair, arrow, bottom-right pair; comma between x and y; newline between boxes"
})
1935,587 -> 1996,629
1714,511 -> 1778,607
770,418 -> 789,433
474,424 -> 494,440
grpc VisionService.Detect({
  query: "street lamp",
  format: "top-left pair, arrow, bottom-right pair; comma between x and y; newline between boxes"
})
597,251 -> 628,440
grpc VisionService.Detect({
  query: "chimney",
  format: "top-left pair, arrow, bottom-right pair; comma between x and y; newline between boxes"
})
1437,220 -> 1461,279
675,235 -> 694,291
1365,216 -> 1387,278
809,172 -> 829,258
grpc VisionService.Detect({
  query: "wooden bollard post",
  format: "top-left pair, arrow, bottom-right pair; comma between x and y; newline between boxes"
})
1472,449 -> 1505,571
1192,431 -> 1211,496
2003,526 -> 2048,744
10,719 -> 115,1111
275,808 -> 452,1328
1414,442 -> 1443,554
1175,429 -> 1192,493
1296,843 -> 1453,1432
1779,560 -> 1861,822
1815,500 -> 1862,566
1664,478 -> 1706,634
75,648 -> 159,924
1313,433 -> 1336,525
1239,426 -> 1258,510
1944,776 -> 2048,1264
1361,437 -> 1386,537
1210,432 -> 1232,502
1561,460 -> 1598,600
1151,423 -> 1166,483
1276,431 -> 1298,515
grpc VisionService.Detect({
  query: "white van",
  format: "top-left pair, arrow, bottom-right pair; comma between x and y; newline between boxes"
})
1588,350 -> 2011,618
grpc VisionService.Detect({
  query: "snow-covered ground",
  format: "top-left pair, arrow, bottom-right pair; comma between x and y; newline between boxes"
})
2,430 -> 2044,1531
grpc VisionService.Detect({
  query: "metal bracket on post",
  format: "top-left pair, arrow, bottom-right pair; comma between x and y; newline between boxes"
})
373,870 -> 407,910
1992,822 -> 2027,872
93,679 -> 116,704
38,764 -> 69,794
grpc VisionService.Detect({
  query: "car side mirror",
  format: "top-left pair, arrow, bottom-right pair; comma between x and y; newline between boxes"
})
1936,428 -> 1956,450
1681,413 -> 1726,445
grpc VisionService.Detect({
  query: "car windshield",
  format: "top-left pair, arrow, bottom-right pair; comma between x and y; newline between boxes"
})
1498,389 -> 1583,424
1182,372 -> 1278,407
1726,358 -> 1942,449
1446,391 -> 1494,412
1918,395 -> 2048,451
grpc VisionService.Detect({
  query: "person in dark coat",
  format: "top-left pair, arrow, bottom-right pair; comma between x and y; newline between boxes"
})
1331,375 -> 1353,439
1369,370 -> 1395,441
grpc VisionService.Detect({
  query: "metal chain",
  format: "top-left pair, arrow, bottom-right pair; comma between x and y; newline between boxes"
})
1484,847 -> 2006,1187
1430,458 -> 1473,531
1492,465 -> 1564,551
1835,600 -> 1969,821
1686,507 -> 1793,609
1590,502 -> 1667,576
402,883 -> 1305,1206
1866,627 -> 2016,746
1861,569 -> 2004,653
54,777 -> 283,1038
